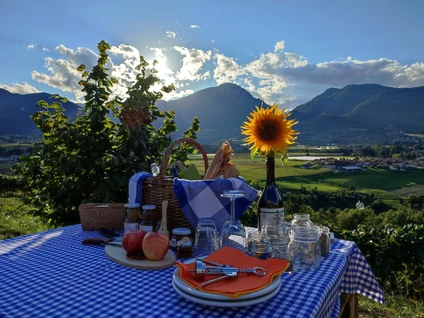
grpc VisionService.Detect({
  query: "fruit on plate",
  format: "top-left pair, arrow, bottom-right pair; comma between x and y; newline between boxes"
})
142,232 -> 170,261
122,230 -> 147,255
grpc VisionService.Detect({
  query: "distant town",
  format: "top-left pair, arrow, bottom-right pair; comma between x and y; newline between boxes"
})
302,155 -> 424,172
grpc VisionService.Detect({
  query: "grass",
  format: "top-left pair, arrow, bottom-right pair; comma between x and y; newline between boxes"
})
359,294 -> 424,318
0,196 -> 52,240
190,153 -> 424,195
0,163 -> 14,175
0,143 -> 33,149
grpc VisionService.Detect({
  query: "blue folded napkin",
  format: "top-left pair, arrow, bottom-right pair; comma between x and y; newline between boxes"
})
128,171 -> 152,204
173,177 -> 258,231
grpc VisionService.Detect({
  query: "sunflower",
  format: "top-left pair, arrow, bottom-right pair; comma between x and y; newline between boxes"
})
241,104 -> 298,157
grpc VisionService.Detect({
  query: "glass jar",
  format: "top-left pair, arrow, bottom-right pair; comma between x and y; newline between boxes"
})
246,232 -> 273,260
261,212 -> 290,260
291,213 -> 313,228
288,224 -> 321,271
124,203 -> 140,233
140,205 -> 156,233
171,228 -> 192,251
319,226 -> 330,257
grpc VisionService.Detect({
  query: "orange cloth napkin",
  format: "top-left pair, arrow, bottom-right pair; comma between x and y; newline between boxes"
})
175,246 -> 289,298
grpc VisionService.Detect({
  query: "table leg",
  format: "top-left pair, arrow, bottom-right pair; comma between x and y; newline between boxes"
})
339,293 -> 358,318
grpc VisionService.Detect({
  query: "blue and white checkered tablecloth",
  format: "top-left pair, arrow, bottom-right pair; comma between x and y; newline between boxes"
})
0,225 -> 383,318
332,240 -> 384,304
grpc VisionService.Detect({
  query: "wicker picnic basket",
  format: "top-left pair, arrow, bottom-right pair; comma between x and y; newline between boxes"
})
141,137 -> 209,237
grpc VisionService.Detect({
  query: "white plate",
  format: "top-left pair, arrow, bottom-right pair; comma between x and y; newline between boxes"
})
172,279 -> 281,307
172,267 -> 281,301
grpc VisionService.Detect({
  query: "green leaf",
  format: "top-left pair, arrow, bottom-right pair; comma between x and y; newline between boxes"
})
250,148 -> 257,159
77,64 -> 86,72
37,100 -> 49,109
82,71 -> 89,77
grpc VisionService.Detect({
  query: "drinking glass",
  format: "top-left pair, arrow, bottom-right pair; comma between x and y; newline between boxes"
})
246,232 -> 272,259
194,218 -> 219,258
219,190 -> 246,251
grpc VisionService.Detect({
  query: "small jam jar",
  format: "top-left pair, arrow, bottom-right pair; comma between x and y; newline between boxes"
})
171,228 -> 192,257
140,204 -> 156,233
124,203 -> 141,233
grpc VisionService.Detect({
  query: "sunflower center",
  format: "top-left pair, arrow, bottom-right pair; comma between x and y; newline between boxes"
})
256,119 -> 281,142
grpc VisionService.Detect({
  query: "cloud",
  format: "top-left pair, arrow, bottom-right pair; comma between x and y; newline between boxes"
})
213,54 -> 246,85
276,58 -> 424,89
190,25 -> 199,29
173,46 -> 212,81
29,43 -> 200,102
274,40 -> 285,53
166,31 -> 176,39
24,39 -> 424,109
0,82 -> 40,94
167,89 -> 195,99
211,40 -> 424,108
42,47 -> 50,52
243,78 -> 256,92
27,44 -> 36,49
31,45 -> 100,102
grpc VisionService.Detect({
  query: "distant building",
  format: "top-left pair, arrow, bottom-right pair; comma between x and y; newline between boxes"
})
341,166 -> 363,172
301,163 -> 314,169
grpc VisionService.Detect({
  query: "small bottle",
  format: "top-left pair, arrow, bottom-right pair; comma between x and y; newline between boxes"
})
124,203 -> 141,233
151,163 -> 160,177
140,205 -> 156,233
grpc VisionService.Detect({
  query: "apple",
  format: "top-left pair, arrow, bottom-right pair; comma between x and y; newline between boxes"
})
142,232 -> 170,261
122,230 -> 147,254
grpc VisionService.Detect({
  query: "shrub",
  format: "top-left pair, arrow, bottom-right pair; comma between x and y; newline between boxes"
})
13,41 -> 199,224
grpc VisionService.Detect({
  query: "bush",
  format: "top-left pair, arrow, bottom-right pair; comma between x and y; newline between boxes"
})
0,175 -> 23,196
12,41 -> 200,224
341,224 -> 424,297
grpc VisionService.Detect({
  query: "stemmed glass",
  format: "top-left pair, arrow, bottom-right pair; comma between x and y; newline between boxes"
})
219,190 -> 246,251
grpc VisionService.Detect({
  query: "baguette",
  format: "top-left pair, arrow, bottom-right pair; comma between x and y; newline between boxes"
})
204,141 -> 239,179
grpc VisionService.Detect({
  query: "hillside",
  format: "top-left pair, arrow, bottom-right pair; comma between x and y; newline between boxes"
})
156,83 -> 265,144
291,84 -> 424,133
0,89 -> 80,135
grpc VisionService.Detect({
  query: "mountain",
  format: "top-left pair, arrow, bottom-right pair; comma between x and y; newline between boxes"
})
2,83 -> 424,145
291,84 -> 424,134
0,88 -> 80,135
156,83 -> 265,144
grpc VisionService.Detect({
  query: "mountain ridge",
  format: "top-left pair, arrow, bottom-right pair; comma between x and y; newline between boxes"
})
1,83 -> 423,145
0,88 -> 80,135
291,84 -> 424,134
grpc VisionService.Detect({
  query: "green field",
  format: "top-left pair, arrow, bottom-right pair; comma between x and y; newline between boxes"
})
2,152 -> 424,196
190,153 -> 424,196
0,163 -> 14,175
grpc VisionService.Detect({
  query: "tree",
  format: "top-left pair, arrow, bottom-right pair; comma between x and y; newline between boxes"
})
13,40 -> 199,224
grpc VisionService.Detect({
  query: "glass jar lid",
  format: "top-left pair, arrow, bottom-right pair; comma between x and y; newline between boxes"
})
125,203 -> 140,209
172,228 -> 191,235
142,204 -> 156,210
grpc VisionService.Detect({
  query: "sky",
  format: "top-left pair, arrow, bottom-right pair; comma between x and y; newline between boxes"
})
1,0 -> 424,109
